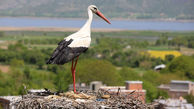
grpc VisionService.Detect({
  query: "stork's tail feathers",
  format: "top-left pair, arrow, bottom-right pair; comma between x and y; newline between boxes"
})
46,59 -> 55,64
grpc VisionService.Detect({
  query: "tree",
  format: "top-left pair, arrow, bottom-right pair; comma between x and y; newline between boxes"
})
139,60 -> 152,69
55,70 -> 71,91
165,54 -> 174,62
155,34 -> 168,46
8,43 -> 27,51
119,67 -> 140,82
143,71 -> 161,85
157,90 -> 169,99
37,59 -> 45,69
168,56 -> 194,79
10,59 -> 24,67
143,81 -> 158,102
77,59 -> 121,85
24,67 -> 31,80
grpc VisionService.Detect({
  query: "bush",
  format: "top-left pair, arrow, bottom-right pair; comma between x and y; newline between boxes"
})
168,56 -> 194,79
143,81 -> 158,102
119,67 -> 140,82
185,94 -> 194,105
10,59 -> 24,67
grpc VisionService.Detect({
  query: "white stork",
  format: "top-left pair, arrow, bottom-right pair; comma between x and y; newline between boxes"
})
47,5 -> 111,93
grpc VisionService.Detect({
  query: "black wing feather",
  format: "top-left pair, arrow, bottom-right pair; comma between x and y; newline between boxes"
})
46,39 -> 88,65
46,39 -> 73,64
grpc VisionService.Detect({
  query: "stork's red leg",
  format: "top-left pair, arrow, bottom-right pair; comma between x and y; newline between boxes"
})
73,56 -> 79,70
71,56 -> 79,93
72,68 -> 76,93
71,59 -> 75,92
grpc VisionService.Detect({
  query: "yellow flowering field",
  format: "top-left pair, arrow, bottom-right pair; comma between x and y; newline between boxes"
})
147,50 -> 181,60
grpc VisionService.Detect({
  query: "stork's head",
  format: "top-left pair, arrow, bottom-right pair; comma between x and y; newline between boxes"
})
88,5 -> 111,24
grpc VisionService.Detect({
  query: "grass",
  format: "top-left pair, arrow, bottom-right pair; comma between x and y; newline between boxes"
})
2,30 -> 194,40
29,44 -> 57,49
0,35 -> 64,41
133,68 -> 147,74
93,30 -> 194,37
146,46 -> 175,51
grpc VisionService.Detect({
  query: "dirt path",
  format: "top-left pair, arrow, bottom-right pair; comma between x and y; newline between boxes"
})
0,27 -> 122,32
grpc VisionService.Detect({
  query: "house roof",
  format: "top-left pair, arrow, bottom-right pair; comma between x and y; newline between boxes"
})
125,81 -> 143,84
171,80 -> 194,84
158,84 -> 170,89
169,89 -> 188,92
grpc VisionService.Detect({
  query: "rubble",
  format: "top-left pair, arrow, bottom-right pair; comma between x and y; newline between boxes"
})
2,89 -> 151,109
153,98 -> 194,109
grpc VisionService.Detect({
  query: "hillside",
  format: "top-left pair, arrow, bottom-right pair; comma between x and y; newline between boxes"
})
0,0 -> 194,20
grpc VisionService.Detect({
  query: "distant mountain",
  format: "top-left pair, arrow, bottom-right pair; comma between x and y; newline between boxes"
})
0,0 -> 194,20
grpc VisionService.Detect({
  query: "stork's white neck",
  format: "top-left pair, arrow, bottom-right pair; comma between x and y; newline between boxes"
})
78,9 -> 93,34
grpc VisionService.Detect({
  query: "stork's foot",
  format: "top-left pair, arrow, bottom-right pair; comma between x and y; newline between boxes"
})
62,91 -> 95,99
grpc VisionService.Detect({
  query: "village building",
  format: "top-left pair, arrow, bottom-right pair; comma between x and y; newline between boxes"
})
158,80 -> 194,98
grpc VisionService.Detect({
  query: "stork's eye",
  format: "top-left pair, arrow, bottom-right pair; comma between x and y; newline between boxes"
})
93,7 -> 97,10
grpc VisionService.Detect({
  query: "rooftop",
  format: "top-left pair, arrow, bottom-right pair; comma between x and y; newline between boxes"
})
171,80 -> 194,84
125,81 -> 143,84
169,89 -> 189,92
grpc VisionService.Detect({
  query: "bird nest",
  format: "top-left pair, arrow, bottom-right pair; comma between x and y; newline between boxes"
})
11,89 -> 151,109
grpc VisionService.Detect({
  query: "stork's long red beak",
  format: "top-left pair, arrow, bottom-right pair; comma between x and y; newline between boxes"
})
96,11 -> 111,24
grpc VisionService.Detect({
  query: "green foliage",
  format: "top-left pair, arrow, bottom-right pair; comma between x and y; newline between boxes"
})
155,34 -> 168,46
10,59 -> 24,67
24,67 -> 31,80
8,43 -> 27,51
168,36 -> 194,48
165,55 -> 175,62
167,56 -> 194,79
119,67 -> 140,81
142,71 -> 172,101
77,59 -> 121,85
143,81 -> 158,102
185,94 -> 194,105
0,66 -> 56,95
157,90 -> 169,99
143,71 -> 161,85
0,31 -> 4,37
19,38 -> 62,45
54,69 -> 71,91
47,65 -> 60,74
